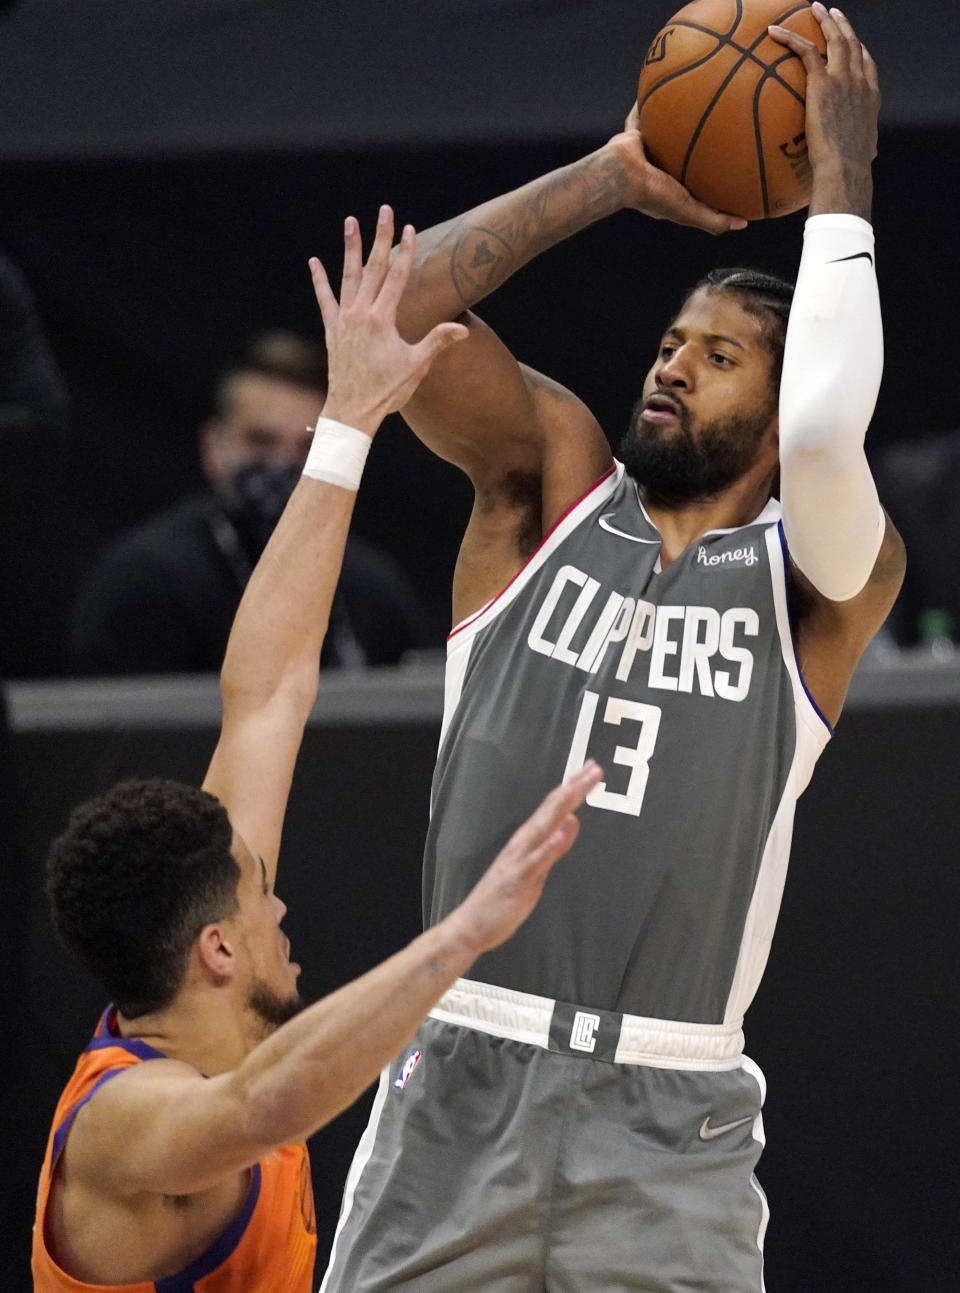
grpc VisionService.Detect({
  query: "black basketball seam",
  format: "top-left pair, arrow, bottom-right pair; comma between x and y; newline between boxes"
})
765,51 -> 806,104
672,5 -> 813,202
754,68 -> 772,217
639,1 -> 809,111
637,0 -> 743,114
638,32 -> 731,115
683,5 -> 817,171
758,3 -> 813,101
754,52 -> 809,216
678,20 -> 775,188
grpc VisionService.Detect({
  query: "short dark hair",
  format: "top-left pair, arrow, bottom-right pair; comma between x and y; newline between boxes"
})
215,331 -> 328,414
678,267 -> 794,389
45,779 -> 240,1018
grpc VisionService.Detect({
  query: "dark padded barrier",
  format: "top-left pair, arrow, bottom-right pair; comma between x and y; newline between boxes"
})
4,660 -> 960,1290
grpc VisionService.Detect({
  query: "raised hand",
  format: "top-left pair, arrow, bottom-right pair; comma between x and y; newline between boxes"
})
309,205 -> 468,434
445,761 -> 604,956
769,3 -> 879,218
605,104 -> 748,235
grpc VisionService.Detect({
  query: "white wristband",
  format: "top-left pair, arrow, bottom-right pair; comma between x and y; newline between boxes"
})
302,416 -> 372,492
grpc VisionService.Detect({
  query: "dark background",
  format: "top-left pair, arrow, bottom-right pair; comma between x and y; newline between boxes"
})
2,0 -> 959,1288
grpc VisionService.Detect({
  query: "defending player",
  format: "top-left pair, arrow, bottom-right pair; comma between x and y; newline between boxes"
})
321,7 -> 905,1290
31,211 -> 603,1291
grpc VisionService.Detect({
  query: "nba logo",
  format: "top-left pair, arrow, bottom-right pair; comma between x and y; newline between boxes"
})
394,1049 -> 422,1090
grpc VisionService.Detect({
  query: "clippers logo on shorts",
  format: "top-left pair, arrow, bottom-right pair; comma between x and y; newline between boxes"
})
393,1049 -> 422,1091
569,1011 -> 601,1053
548,1000 -> 622,1062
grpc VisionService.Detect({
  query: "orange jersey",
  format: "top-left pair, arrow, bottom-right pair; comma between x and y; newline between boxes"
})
33,1007 -> 317,1292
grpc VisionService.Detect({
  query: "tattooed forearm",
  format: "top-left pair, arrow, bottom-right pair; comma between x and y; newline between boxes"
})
448,224 -> 514,304
431,149 -> 632,307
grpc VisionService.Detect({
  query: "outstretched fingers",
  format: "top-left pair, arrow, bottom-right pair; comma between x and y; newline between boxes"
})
324,208 -> 410,321
515,761 -> 602,867
339,216 -> 364,309
354,204 -> 396,305
525,814 -> 582,874
376,222 -> 417,315
308,255 -> 338,331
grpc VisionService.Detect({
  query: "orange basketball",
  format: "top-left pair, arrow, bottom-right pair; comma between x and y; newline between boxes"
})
636,0 -> 827,219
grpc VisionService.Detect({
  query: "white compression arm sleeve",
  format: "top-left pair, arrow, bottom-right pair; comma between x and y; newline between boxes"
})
778,213 -> 886,601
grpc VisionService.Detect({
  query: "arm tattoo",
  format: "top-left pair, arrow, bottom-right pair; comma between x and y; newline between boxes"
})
444,151 -> 631,306
448,225 -> 513,302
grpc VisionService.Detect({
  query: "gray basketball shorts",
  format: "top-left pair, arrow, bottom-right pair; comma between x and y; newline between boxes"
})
320,979 -> 769,1292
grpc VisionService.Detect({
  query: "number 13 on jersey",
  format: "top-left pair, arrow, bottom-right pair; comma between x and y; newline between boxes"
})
563,692 -> 662,816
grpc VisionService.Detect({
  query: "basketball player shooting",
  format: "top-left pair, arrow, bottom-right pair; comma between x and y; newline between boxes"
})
32,212 -> 603,1291
321,6 -> 906,1290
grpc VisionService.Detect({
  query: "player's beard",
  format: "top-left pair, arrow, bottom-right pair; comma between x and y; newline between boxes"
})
619,395 -> 775,504
247,978 -> 307,1032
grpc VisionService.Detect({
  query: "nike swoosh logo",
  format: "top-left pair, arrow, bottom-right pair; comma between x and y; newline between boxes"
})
698,1115 -> 753,1141
598,514 -> 660,544
827,251 -> 874,266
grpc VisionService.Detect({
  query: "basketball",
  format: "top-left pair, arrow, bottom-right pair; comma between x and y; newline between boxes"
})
636,0 -> 827,219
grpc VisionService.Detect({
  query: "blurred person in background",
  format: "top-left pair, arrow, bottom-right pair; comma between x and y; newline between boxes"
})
69,332 -> 424,674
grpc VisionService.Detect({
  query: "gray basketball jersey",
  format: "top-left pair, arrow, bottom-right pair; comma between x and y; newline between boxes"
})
425,461 -> 831,1025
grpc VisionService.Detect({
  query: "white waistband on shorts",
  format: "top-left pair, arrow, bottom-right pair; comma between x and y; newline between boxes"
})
428,978 -> 745,1071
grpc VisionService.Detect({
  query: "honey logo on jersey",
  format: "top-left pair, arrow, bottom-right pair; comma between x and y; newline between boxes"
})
394,1049 -> 422,1091
696,544 -> 759,568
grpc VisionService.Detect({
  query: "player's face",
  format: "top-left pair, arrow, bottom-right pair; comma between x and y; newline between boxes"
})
620,288 -> 779,501
203,373 -> 321,494
230,832 -> 305,1031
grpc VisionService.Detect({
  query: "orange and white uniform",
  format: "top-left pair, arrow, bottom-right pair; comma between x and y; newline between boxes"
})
33,1008 -> 317,1292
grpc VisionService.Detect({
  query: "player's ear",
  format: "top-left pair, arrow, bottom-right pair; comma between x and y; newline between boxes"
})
196,921 -> 238,983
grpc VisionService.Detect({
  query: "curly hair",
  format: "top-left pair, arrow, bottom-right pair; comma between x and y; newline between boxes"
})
45,779 -> 240,1018
677,267 -> 795,391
